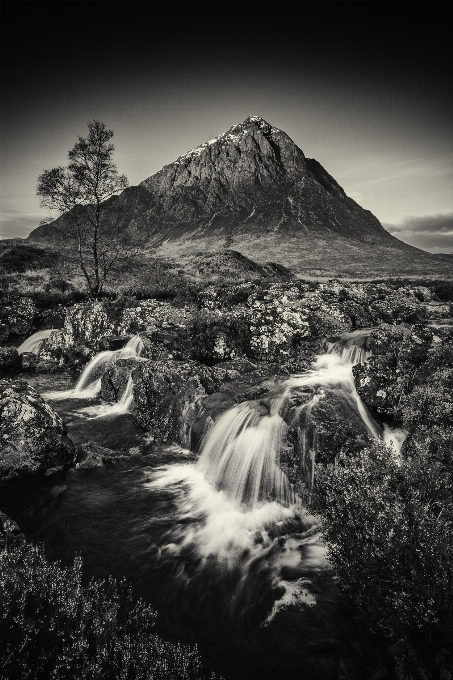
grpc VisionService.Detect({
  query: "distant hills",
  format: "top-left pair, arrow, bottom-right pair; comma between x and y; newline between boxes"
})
29,116 -> 451,277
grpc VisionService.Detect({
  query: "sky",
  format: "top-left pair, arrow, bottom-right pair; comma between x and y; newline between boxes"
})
1,1 -> 452,253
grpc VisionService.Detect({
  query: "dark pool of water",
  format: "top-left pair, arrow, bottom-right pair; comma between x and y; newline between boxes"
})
2,451 -> 344,680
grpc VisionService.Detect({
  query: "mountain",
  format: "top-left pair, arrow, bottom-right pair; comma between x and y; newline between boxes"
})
29,116 -> 448,276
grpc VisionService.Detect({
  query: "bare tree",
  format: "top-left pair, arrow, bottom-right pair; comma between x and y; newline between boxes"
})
37,120 -> 132,298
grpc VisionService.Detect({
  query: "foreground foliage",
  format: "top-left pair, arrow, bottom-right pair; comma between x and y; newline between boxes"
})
0,540 -> 212,680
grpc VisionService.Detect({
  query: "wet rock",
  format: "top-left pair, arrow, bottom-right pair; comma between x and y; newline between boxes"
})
20,351 -> 39,371
353,325 -> 435,417
97,334 -> 133,352
0,379 -> 74,482
37,333 -> 92,372
0,346 -> 20,372
132,359 -> 220,446
75,443 -> 127,469
100,357 -> 141,402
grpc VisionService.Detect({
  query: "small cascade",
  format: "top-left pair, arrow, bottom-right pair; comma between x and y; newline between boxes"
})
76,375 -> 134,418
43,334 -> 143,401
17,329 -> 57,354
326,327 -> 374,365
197,401 -> 295,507
194,347 -> 383,512
73,334 -> 144,398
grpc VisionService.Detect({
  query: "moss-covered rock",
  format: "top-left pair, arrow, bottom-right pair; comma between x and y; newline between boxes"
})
0,346 -> 20,372
0,296 -> 36,340
0,380 -> 74,481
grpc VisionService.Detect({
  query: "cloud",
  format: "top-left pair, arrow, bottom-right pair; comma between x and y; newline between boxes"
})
0,209 -> 44,239
384,211 -> 453,254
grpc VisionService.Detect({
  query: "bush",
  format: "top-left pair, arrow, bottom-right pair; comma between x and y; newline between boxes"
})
310,440 -> 453,675
0,541 -> 214,679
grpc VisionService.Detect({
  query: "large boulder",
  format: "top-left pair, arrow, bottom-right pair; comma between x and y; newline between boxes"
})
353,325 -> 434,417
115,357 -> 286,450
0,347 -> 20,372
0,296 -> 36,340
0,380 -> 74,482
62,301 -> 116,346
132,359 -> 220,445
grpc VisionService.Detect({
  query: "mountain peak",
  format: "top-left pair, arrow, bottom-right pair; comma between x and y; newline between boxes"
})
30,116 -> 397,261
172,116 -> 283,165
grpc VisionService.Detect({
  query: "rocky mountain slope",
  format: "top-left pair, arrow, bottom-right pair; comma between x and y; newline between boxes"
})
29,115 -> 448,275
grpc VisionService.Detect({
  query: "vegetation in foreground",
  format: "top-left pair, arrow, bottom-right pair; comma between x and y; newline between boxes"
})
0,539 -> 215,680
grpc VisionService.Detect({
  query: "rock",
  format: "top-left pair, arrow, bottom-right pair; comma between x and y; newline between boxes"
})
100,357 -> 140,402
353,325 -> 435,417
0,379 -> 74,482
117,299 -> 194,336
38,304 -> 67,329
0,346 -> 20,372
132,359 -> 220,446
75,443 -> 127,469
19,351 -> 38,371
0,322 -> 9,343
62,301 -> 116,346
0,296 -> 36,340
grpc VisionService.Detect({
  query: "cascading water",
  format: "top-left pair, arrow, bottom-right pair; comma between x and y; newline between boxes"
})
42,334 -> 144,408
17,329 -> 58,354
77,374 -> 135,418
197,401 -> 295,507
73,334 -> 144,398
146,332 -> 403,632
325,327 -> 374,365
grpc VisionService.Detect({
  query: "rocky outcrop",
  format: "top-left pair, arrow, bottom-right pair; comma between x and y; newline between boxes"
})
62,301 -> 116,346
352,325 -> 436,416
132,359 -> 221,446
0,380 -> 74,481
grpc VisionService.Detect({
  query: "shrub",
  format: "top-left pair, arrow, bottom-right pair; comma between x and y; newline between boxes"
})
310,439 -> 453,675
0,541 -> 214,679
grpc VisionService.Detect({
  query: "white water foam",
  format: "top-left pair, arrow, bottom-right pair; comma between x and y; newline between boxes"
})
43,335 -> 143,402
146,462 -> 325,622
17,329 -> 57,354
76,375 -> 134,418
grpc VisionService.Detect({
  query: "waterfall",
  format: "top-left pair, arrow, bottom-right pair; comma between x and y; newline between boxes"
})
194,334 -> 385,511
197,402 -> 295,507
76,375 -> 135,418
43,334 -> 143,401
73,334 -> 144,397
326,327 -> 374,365
17,329 -> 57,354
145,329 -> 403,628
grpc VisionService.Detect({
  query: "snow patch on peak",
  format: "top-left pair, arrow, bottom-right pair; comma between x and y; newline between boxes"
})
173,117 -> 281,165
